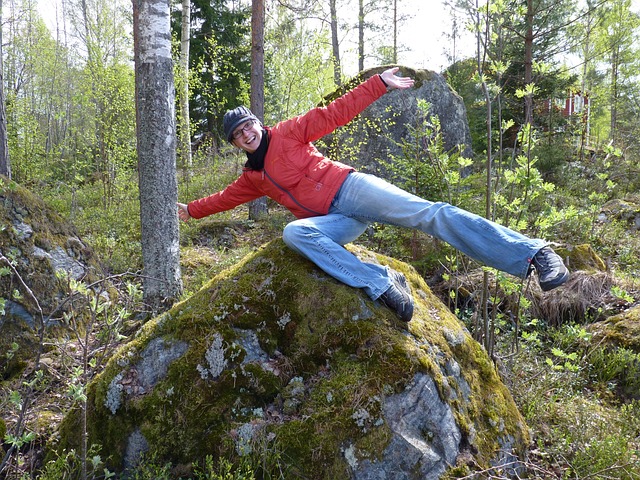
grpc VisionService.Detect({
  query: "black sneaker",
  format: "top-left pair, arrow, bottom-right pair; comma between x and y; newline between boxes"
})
379,277 -> 414,322
531,247 -> 569,291
390,269 -> 409,293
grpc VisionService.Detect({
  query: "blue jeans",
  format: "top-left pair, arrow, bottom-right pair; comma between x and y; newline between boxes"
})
282,172 -> 546,300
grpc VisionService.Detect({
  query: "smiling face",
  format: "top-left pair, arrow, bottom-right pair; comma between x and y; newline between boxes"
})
231,120 -> 263,153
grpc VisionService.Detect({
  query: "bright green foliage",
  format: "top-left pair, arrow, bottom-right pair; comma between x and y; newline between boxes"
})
264,4 -> 335,122
391,99 -> 473,206
38,446 -> 114,480
504,320 -> 640,477
492,123 -> 556,233
4,0 -> 136,209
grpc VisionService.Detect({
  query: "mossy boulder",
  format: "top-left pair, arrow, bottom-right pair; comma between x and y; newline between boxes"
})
599,196 -> 640,230
56,240 -> 529,478
555,244 -> 606,273
320,66 -> 473,174
586,305 -> 640,400
588,305 -> 640,351
0,177 -> 102,377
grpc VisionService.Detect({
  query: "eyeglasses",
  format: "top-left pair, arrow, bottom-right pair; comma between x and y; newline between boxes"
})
232,120 -> 256,139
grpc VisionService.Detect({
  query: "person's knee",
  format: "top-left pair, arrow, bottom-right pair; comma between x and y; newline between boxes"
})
282,222 -> 306,248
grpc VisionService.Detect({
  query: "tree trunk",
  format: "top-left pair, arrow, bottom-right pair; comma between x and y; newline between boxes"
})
393,0 -> 398,63
178,0 -> 192,169
358,0 -> 364,71
523,0 -> 534,125
132,0 -> 183,313
610,47 -> 619,143
248,0 -> 268,220
329,0 -> 341,86
0,0 -> 10,179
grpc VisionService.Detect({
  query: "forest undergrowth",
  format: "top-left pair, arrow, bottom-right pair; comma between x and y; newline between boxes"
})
3,144 -> 640,479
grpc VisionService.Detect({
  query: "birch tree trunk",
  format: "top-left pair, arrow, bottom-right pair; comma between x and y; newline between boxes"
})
132,0 -> 183,313
179,0 -> 192,169
0,0 -> 11,179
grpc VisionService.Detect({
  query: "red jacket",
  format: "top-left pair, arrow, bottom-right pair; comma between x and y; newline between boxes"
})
187,74 -> 388,220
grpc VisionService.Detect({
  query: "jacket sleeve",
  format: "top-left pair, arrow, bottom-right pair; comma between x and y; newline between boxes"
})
279,74 -> 388,144
187,173 -> 263,219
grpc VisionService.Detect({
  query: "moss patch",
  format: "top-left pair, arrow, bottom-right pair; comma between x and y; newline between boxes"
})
556,244 -> 607,273
0,177 -> 102,377
588,305 -> 640,351
55,240 -> 529,478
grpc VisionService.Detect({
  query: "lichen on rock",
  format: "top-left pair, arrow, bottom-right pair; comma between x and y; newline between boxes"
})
55,239 -> 529,478
0,177 -> 102,377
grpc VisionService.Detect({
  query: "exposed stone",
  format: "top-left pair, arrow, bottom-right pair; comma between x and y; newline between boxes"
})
320,66 -> 472,177
587,305 -> 640,400
599,196 -> 640,231
353,373 -> 461,479
1,177 -> 102,377
588,305 -> 640,351
33,245 -> 86,280
555,244 -> 607,273
56,240 -> 529,478
124,429 -> 149,470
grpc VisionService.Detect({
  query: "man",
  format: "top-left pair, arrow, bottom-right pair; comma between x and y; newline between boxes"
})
178,67 -> 569,323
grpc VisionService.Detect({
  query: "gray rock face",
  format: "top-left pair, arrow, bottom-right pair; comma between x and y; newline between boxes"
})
321,67 -> 472,175
353,373 -> 461,480
59,241 -> 529,478
32,245 -> 86,281
1,180 -> 101,374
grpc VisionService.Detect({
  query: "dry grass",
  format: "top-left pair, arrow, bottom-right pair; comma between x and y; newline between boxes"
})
432,269 -> 637,328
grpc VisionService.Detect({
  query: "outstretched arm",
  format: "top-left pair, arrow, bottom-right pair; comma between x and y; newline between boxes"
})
380,67 -> 415,90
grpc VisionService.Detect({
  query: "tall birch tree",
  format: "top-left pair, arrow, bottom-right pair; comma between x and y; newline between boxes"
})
132,0 -> 183,313
0,0 -> 10,178
178,0 -> 192,169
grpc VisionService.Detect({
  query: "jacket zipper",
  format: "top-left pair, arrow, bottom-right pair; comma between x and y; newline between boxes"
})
262,168 -> 324,216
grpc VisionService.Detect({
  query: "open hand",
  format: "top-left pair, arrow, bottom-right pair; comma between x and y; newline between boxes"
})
177,202 -> 191,222
380,67 -> 415,90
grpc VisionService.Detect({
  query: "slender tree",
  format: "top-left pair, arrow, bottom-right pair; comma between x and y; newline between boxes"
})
0,0 -> 10,179
68,0 -> 135,206
391,0 -> 397,63
329,0 -> 341,85
597,0 -> 639,144
184,0 -> 250,141
354,0 -> 395,71
248,0 -> 268,219
358,0 -> 364,71
264,2 -> 334,120
132,0 -> 183,313
178,0 -> 192,169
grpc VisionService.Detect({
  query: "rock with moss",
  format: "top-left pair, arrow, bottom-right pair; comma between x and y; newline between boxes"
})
320,66 -> 472,175
56,240 -> 528,478
0,177 -> 102,377
586,305 -> 640,400
588,305 -> 640,351
555,244 -> 606,273
599,196 -> 640,231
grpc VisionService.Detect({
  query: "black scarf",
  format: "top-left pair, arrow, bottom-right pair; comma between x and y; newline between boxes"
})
244,128 -> 269,171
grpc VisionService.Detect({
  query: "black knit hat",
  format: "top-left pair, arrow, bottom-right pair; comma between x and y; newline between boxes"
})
223,106 -> 259,142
